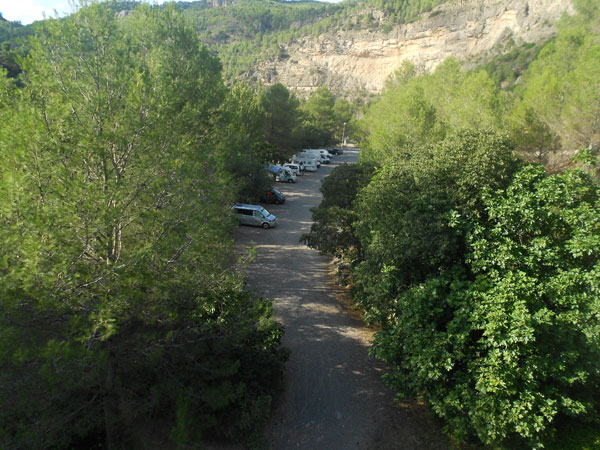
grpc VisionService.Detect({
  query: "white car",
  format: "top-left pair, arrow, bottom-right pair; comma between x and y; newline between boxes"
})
283,163 -> 303,176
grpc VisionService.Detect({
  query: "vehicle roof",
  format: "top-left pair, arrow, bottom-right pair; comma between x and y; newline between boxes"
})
233,203 -> 265,210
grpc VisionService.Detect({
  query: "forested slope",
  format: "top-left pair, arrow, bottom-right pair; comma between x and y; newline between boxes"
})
1,0 -> 598,447
0,1 -> 364,446
304,0 -> 600,447
0,0 -> 462,84
0,0 -> 574,97
179,0 -> 448,80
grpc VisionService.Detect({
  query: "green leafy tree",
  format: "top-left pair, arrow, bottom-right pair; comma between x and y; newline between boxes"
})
0,4 -> 285,448
360,82 -> 443,164
362,58 -> 507,165
333,97 -> 354,144
300,85 -> 337,147
352,129 -> 519,320
511,107 -> 562,163
261,82 -> 301,159
373,165 -> 600,447
218,83 -> 273,202
301,162 -> 376,262
515,8 -> 600,153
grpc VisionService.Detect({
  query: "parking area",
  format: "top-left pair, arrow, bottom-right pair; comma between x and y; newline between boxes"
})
232,148 -> 449,450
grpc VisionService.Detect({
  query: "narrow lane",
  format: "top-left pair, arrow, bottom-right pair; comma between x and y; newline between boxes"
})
233,149 -> 448,449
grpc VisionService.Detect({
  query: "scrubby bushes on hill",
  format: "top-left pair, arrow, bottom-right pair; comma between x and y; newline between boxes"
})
371,164 -> 600,447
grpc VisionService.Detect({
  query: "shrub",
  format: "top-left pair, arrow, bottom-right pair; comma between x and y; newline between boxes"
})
372,165 -> 600,447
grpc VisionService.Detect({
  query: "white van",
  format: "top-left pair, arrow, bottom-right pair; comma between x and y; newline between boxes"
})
306,149 -> 332,158
293,156 -> 318,172
301,150 -> 330,164
283,163 -> 303,176
276,166 -> 297,183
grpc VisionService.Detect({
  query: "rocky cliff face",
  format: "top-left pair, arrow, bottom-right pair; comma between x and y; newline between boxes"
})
253,0 -> 574,95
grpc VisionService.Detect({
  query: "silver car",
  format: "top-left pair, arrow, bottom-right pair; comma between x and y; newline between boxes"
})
232,204 -> 277,229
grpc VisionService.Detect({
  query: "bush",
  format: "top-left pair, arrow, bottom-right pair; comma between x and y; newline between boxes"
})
301,162 -> 376,262
372,165 -> 600,447
352,129 -> 519,320
0,290 -> 287,449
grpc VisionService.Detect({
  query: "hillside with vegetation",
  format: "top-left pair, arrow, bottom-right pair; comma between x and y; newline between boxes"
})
0,13 -> 34,78
177,0 -> 448,80
0,0 -> 507,83
303,0 -> 600,447
1,0 -> 599,448
0,3 -> 350,448
0,0 -> 573,94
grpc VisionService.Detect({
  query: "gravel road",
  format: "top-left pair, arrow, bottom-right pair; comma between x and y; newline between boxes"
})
232,149 -> 449,450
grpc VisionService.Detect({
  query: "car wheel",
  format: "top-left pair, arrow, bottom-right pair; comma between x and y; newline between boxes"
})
275,199 -> 280,204
262,222 -> 270,229
288,179 -> 294,183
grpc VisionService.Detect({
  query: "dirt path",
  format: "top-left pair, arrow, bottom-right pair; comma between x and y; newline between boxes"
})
232,150 -> 449,450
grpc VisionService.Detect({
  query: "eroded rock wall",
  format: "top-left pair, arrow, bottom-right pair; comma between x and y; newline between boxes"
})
254,0 -> 574,95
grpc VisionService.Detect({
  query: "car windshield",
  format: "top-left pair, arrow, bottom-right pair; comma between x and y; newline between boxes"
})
272,189 -> 281,196
262,208 -> 271,217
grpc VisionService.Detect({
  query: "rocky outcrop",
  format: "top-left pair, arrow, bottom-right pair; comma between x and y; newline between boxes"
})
253,0 -> 574,95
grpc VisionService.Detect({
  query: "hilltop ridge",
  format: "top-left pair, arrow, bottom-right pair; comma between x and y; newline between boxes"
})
1,0 -> 575,96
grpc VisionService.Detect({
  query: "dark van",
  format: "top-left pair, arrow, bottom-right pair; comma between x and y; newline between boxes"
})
261,188 -> 286,204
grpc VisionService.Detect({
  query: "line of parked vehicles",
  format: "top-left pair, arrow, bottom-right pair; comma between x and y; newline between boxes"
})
232,147 -> 345,228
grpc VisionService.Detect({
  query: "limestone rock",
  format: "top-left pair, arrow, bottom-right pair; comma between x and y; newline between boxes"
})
250,0 -> 574,95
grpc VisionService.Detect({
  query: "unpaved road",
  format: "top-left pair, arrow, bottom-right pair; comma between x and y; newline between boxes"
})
233,149 -> 449,450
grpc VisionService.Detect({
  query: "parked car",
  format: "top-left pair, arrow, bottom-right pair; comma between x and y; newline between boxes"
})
283,163 -> 303,176
330,147 -> 344,155
232,204 -> 277,228
261,188 -> 286,204
306,148 -> 333,158
276,167 -> 297,183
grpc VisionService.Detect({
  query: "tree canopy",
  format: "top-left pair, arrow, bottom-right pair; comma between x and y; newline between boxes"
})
302,5 -> 600,446
0,4 -> 286,448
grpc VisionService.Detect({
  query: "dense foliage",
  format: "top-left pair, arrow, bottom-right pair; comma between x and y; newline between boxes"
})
372,164 -> 600,447
303,3 -> 600,447
307,146 -> 600,448
0,13 -> 33,78
301,162 -> 376,262
511,0 -> 600,156
352,130 -> 520,319
0,4 -> 288,448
